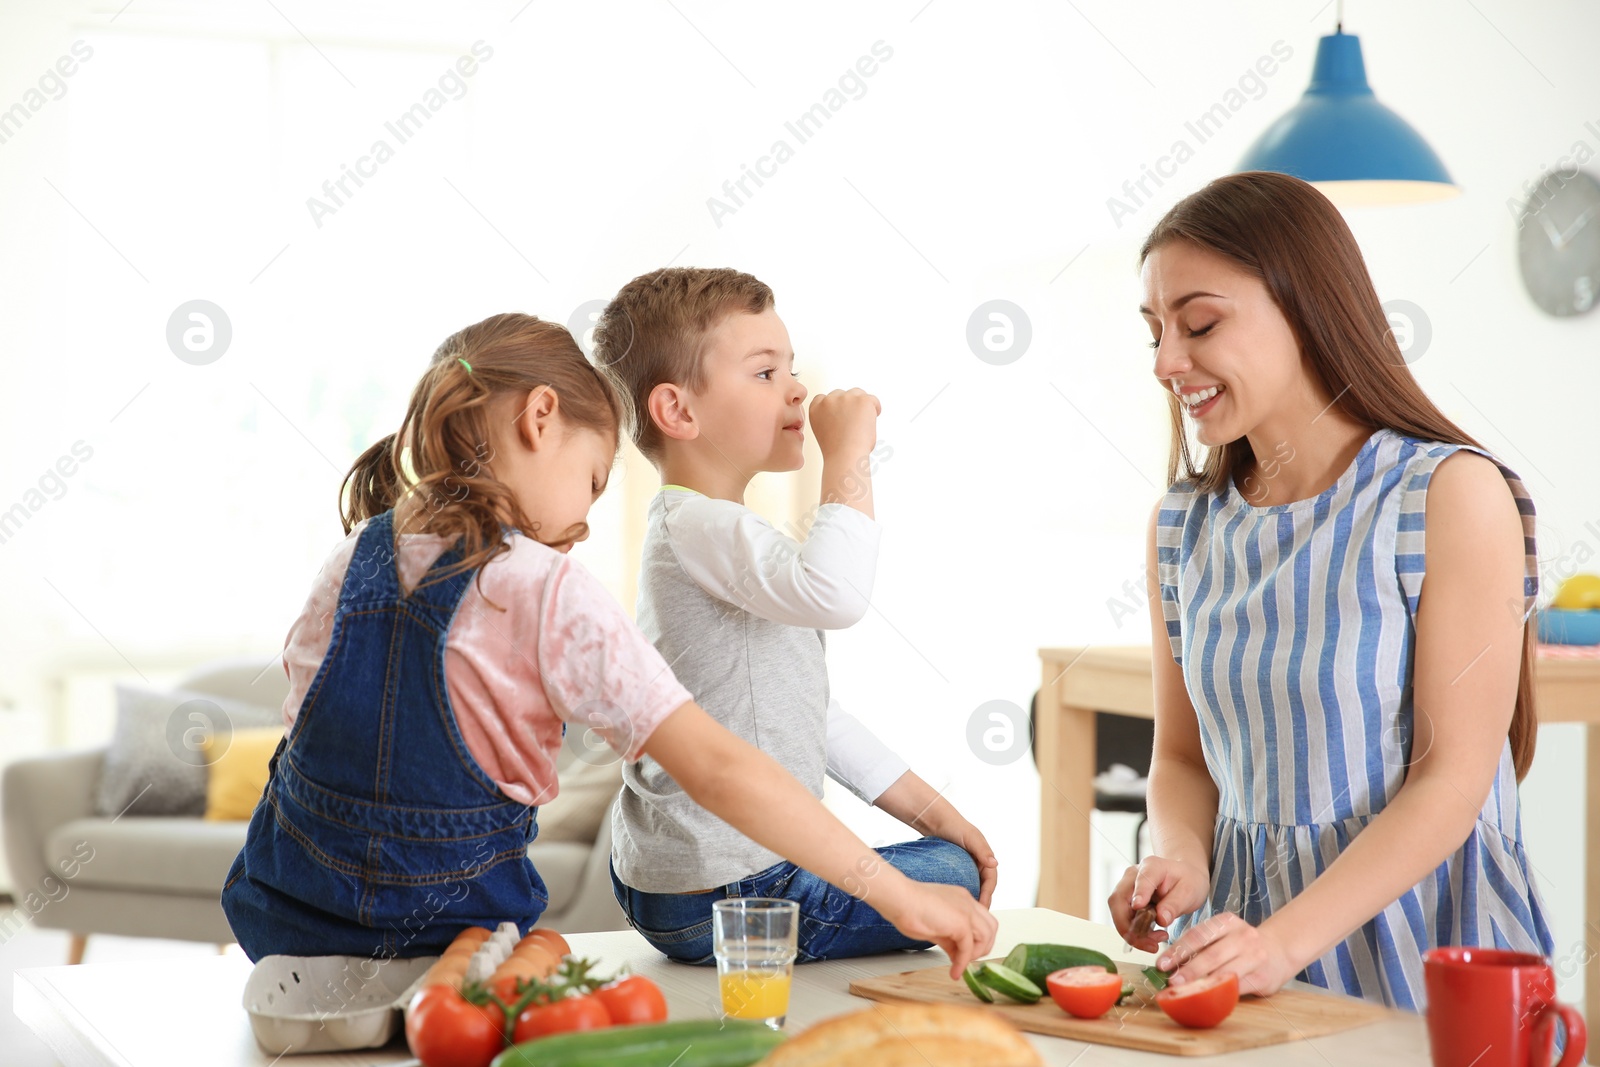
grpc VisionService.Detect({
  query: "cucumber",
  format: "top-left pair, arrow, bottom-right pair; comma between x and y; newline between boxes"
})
1000,943 -> 1118,987
976,962 -> 1042,1004
962,966 -> 995,1003
1143,965 -> 1170,991
490,1019 -> 784,1067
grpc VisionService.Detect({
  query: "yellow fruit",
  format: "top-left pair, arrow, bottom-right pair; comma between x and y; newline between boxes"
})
1552,574 -> 1600,610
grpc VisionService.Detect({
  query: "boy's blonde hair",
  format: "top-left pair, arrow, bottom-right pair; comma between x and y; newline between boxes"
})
595,267 -> 774,461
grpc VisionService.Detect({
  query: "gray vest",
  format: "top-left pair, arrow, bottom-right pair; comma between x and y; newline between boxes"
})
610,493 -> 830,892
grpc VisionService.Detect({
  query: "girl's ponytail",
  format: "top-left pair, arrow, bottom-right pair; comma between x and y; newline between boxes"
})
340,432 -> 404,535
336,313 -> 624,607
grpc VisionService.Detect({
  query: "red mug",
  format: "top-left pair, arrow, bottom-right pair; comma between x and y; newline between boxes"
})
1424,947 -> 1586,1067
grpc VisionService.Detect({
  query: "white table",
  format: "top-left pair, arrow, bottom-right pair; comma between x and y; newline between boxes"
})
15,908 -> 1432,1065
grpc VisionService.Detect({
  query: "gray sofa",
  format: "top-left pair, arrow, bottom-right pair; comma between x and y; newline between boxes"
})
2,658 -> 626,961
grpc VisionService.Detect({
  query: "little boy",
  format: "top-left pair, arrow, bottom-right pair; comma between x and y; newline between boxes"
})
596,267 -> 998,964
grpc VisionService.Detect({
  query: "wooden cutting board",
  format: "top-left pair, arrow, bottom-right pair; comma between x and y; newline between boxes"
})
848,958 -> 1401,1056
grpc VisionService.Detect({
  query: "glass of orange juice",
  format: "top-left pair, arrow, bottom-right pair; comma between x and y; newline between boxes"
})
712,898 -> 798,1030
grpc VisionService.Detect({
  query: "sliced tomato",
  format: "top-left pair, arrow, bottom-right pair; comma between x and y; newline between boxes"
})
512,992 -> 612,1042
405,985 -> 506,1067
1045,965 -> 1124,1019
1155,972 -> 1240,1029
593,974 -> 668,1025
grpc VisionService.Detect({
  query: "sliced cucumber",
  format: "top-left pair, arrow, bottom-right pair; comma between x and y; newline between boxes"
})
976,962 -> 1042,1004
962,965 -> 995,1003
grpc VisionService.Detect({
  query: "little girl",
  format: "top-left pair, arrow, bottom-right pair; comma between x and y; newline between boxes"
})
221,312 -> 995,976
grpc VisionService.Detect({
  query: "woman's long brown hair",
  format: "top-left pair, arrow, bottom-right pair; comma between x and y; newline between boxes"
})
339,313 -> 624,607
1141,171 -> 1538,781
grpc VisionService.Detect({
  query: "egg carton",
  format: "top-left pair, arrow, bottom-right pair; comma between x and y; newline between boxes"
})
242,921 -> 525,1055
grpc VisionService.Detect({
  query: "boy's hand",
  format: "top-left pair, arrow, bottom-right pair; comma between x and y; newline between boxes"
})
943,819 -> 999,909
809,388 -> 880,462
874,774 -> 999,909
880,881 -> 999,980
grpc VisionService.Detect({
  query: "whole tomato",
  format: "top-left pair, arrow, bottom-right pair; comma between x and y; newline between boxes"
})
512,992 -> 611,1043
405,985 -> 506,1067
593,974 -> 668,1025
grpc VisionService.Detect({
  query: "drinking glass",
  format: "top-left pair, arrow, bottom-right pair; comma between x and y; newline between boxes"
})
712,898 -> 798,1030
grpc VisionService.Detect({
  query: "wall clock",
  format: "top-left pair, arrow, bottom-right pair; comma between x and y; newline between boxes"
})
1517,168 -> 1600,317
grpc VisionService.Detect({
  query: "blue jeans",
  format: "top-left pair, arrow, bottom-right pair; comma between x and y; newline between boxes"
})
609,837 -> 980,964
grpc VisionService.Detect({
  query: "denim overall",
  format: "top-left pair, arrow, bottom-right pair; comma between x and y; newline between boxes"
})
222,509 -> 545,962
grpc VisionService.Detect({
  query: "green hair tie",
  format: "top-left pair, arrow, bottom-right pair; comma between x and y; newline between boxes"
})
457,357 -> 472,373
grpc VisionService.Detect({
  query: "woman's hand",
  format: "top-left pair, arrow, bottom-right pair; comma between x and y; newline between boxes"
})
1108,855 -> 1211,952
1155,912 -> 1299,997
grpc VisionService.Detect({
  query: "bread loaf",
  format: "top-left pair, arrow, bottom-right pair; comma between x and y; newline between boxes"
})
759,1002 -> 1043,1066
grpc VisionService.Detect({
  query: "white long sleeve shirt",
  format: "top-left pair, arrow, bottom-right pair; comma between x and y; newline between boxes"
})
611,486 -> 910,892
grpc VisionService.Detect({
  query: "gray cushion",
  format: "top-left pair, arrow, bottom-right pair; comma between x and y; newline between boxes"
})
526,841 -> 591,912
536,726 -> 624,844
93,684 -> 283,818
50,817 -> 594,912
49,817 -> 249,895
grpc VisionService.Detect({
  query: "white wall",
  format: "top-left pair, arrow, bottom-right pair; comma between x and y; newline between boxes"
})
0,0 -> 1593,1005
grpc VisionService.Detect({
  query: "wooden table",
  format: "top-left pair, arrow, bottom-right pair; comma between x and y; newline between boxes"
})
1036,645 -> 1600,1051
13,909 -> 1428,1065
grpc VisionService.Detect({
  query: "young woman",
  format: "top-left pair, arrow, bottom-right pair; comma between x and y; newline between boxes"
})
1110,172 -> 1553,1010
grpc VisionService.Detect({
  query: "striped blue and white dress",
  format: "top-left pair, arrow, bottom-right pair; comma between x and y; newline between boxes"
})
1155,426 -> 1555,1011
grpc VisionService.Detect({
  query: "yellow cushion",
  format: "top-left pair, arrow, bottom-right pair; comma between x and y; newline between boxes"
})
202,726 -> 284,821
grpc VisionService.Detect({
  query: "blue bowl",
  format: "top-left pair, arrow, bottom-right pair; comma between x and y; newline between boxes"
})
1538,608 -> 1600,646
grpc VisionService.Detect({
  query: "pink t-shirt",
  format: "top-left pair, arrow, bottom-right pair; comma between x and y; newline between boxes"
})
280,519 -> 692,808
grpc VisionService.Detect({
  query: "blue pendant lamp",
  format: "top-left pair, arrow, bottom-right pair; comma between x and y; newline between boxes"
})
1236,5 -> 1457,205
